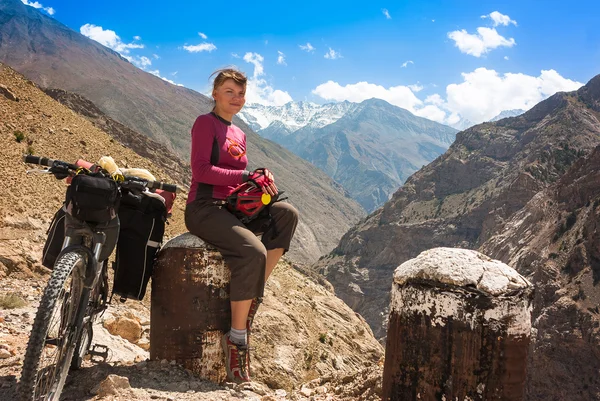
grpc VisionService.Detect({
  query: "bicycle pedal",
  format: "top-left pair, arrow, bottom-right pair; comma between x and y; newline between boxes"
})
88,344 -> 109,362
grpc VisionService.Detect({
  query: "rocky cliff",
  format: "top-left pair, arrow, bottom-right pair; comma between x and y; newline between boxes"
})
480,143 -> 600,400
315,74 -> 600,369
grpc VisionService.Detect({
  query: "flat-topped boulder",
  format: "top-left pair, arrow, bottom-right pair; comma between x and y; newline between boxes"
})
383,247 -> 534,401
151,232 -> 230,384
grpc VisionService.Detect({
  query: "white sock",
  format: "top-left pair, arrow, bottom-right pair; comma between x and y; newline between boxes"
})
229,328 -> 247,346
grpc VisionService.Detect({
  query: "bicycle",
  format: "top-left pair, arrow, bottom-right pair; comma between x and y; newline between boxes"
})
17,154 -> 178,401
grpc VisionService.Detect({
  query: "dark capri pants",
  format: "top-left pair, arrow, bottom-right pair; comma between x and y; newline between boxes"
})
185,198 -> 298,301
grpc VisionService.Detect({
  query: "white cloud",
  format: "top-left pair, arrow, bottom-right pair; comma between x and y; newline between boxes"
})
312,81 -> 423,111
425,94 -> 444,106
80,24 -> 144,54
444,68 -> 582,123
183,42 -> 217,53
133,35 -> 141,40
21,0 -> 55,15
312,68 -> 583,126
432,19 -> 435,22
244,52 -> 265,78
171,71 -> 178,76
153,54 -> 160,59
448,27 -> 515,57
243,52 -> 292,106
408,84 -> 423,92
504,56 -> 509,60
482,11 -> 517,26
324,48 -> 342,60
231,53 -> 240,58
277,51 -> 287,66
198,32 -> 208,39
127,56 -> 152,68
299,42 -> 315,52
382,8 -> 391,19
402,60 -> 414,68
147,69 -> 183,86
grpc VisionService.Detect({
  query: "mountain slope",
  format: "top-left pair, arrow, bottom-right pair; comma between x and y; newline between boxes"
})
0,0 -> 366,262
242,99 -> 457,212
281,99 -> 457,211
480,142 -> 600,400
313,75 -> 600,347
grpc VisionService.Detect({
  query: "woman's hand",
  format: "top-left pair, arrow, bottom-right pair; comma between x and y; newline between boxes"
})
248,168 -> 278,196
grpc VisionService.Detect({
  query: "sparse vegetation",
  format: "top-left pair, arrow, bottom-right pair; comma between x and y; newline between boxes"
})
566,212 -> 578,231
14,130 -> 25,142
0,292 -> 27,309
319,332 -> 327,343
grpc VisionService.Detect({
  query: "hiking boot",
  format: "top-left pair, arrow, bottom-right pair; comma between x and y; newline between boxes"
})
221,332 -> 250,383
246,296 -> 263,375
246,296 -> 263,333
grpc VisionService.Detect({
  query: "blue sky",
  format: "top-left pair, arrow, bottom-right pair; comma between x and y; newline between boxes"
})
21,0 -> 600,125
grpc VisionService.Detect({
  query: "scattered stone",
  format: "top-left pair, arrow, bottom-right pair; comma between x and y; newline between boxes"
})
92,374 -> 131,397
25,115 -> 33,120
0,349 -> 12,359
103,316 -> 142,343
299,386 -> 312,397
0,84 -> 18,102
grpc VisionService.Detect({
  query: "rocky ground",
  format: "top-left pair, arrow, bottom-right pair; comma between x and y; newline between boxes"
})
0,266 -> 383,401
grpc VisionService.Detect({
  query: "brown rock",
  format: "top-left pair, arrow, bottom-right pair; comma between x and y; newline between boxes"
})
103,316 -> 142,343
0,84 -> 18,102
92,374 -> 131,396
136,338 -> 150,351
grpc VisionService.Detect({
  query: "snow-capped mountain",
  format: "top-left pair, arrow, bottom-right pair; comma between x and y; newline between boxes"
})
450,118 -> 475,131
489,109 -> 526,122
240,98 -> 458,212
238,101 -> 358,134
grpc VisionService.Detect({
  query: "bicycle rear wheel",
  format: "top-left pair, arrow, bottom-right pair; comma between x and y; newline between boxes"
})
18,251 -> 87,401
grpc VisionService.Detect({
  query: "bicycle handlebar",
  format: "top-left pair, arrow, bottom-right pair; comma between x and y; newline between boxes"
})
23,155 -> 179,193
23,154 -> 78,170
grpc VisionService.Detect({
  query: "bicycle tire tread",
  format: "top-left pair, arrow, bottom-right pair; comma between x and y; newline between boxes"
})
18,251 -> 84,401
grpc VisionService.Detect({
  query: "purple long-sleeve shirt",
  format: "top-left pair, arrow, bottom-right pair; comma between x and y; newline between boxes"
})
188,112 -> 249,203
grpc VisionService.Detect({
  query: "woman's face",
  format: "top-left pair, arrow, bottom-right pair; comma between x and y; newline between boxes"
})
213,79 -> 246,115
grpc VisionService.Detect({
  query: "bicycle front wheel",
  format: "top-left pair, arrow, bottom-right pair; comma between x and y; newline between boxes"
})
18,251 -> 87,401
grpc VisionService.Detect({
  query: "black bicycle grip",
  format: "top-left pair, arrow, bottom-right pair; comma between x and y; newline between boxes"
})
23,154 -> 55,167
148,181 -> 179,193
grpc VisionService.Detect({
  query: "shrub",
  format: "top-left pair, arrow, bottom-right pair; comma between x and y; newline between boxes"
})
14,130 -> 25,142
0,292 -> 27,309
565,212 -> 577,231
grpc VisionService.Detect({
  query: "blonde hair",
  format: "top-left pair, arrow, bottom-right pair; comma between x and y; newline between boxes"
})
210,68 -> 247,93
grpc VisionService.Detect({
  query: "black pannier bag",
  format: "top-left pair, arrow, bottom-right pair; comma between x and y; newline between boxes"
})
65,173 -> 120,223
42,205 -> 67,269
112,190 -> 167,301
41,205 -> 119,269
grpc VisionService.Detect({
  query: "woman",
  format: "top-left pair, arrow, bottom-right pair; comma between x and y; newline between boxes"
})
185,68 -> 298,383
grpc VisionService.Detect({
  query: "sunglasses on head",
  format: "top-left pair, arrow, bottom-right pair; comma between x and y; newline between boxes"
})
227,138 -> 246,159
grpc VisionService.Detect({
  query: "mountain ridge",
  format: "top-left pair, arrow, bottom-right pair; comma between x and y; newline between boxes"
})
241,98 -> 457,212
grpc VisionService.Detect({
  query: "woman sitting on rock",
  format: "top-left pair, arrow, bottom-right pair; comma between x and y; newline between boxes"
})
184,68 -> 299,383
